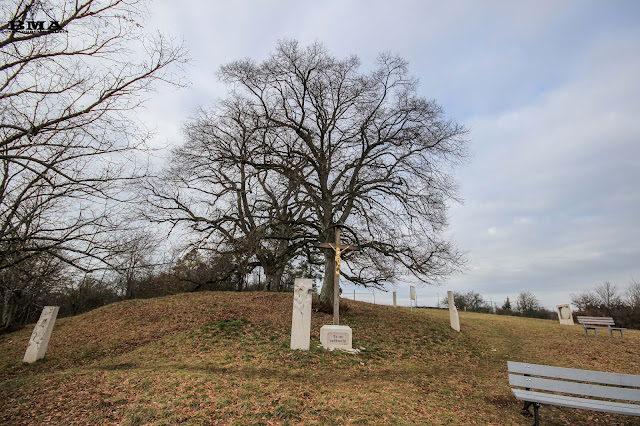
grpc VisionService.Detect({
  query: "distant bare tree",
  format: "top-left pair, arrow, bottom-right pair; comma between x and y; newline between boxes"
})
111,230 -> 156,299
570,291 -> 599,311
594,281 -> 622,312
0,0 -> 186,274
626,278 -> 640,309
515,292 -> 540,315
441,291 -> 490,313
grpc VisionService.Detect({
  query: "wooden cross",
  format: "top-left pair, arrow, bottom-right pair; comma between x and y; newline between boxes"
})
316,227 -> 359,325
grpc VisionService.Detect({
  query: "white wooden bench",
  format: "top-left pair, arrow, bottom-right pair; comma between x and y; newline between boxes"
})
576,315 -> 625,338
508,361 -> 640,425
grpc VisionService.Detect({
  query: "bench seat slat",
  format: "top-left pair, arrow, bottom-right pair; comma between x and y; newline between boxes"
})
580,321 -> 617,326
511,389 -> 640,416
579,321 -> 616,326
509,375 -> 640,402
579,322 -> 615,328
508,361 -> 640,387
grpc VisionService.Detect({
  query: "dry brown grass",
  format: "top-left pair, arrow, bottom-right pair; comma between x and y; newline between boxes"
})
1,291 -> 639,425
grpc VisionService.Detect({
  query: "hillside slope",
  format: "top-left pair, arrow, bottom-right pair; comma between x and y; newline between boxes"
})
1,291 -> 639,425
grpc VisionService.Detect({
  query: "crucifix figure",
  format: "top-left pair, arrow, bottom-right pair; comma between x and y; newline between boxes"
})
316,226 -> 359,325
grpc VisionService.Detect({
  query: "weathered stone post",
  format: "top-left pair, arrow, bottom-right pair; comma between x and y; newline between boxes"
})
23,306 -> 59,363
291,278 -> 313,350
447,291 -> 460,332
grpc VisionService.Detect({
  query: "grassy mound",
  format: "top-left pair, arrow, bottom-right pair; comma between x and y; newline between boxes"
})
1,291 -> 639,424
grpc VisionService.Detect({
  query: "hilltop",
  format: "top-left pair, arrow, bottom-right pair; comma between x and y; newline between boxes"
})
1,291 -> 639,424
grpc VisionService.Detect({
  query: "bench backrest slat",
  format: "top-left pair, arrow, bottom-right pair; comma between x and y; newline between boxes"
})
577,316 -> 616,326
508,361 -> 640,387
509,375 -> 640,402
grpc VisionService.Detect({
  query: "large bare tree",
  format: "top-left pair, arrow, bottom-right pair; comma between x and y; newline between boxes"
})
0,0 -> 186,271
159,40 -> 467,306
219,40 -> 467,306
0,0 -> 186,326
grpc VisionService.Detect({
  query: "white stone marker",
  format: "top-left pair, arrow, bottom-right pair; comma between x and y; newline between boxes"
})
393,291 -> 397,308
320,325 -> 353,350
447,291 -> 460,332
556,304 -> 574,326
23,306 -> 59,363
291,278 -> 313,350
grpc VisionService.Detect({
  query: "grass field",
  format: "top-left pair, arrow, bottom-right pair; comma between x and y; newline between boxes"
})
1,291 -> 639,425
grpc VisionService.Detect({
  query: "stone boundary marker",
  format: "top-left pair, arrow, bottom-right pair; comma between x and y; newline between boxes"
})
448,291 -> 460,332
23,306 -> 59,363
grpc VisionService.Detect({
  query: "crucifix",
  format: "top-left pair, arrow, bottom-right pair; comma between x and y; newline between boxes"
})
316,226 -> 359,325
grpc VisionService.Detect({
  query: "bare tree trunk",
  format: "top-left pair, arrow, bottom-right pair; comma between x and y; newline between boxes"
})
264,266 -> 285,292
2,290 -> 17,330
236,272 -> 244,292
125,277 -> 134,299
319,252 -> 336,307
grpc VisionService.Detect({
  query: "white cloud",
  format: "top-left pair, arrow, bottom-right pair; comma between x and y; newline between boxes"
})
446,27 -> 640,307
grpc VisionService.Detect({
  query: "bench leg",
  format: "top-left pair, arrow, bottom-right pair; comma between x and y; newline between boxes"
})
609,328 -> 625,338
522,401 -> 541,426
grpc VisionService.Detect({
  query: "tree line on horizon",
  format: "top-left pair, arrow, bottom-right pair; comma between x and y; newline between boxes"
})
443,279 -> 640,329
442,291 -> 557,319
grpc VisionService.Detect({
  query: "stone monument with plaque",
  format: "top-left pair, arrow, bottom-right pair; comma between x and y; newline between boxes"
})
291,278 -> 313,350
556,304 -> 574,325
23,306 -> 59,363
320,325 -> 353,350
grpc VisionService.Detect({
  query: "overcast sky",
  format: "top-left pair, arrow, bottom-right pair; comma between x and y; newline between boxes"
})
144,0 -> 640,309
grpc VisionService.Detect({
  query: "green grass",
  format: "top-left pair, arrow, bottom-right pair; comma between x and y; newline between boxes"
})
1,291 -> 639,424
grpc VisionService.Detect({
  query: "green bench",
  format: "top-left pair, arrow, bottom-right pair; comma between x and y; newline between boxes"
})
508,361 -> 640,425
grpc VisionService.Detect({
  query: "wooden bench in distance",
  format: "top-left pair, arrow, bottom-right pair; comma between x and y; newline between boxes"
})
576,315 -> 625,338
508,361 -> 640,425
